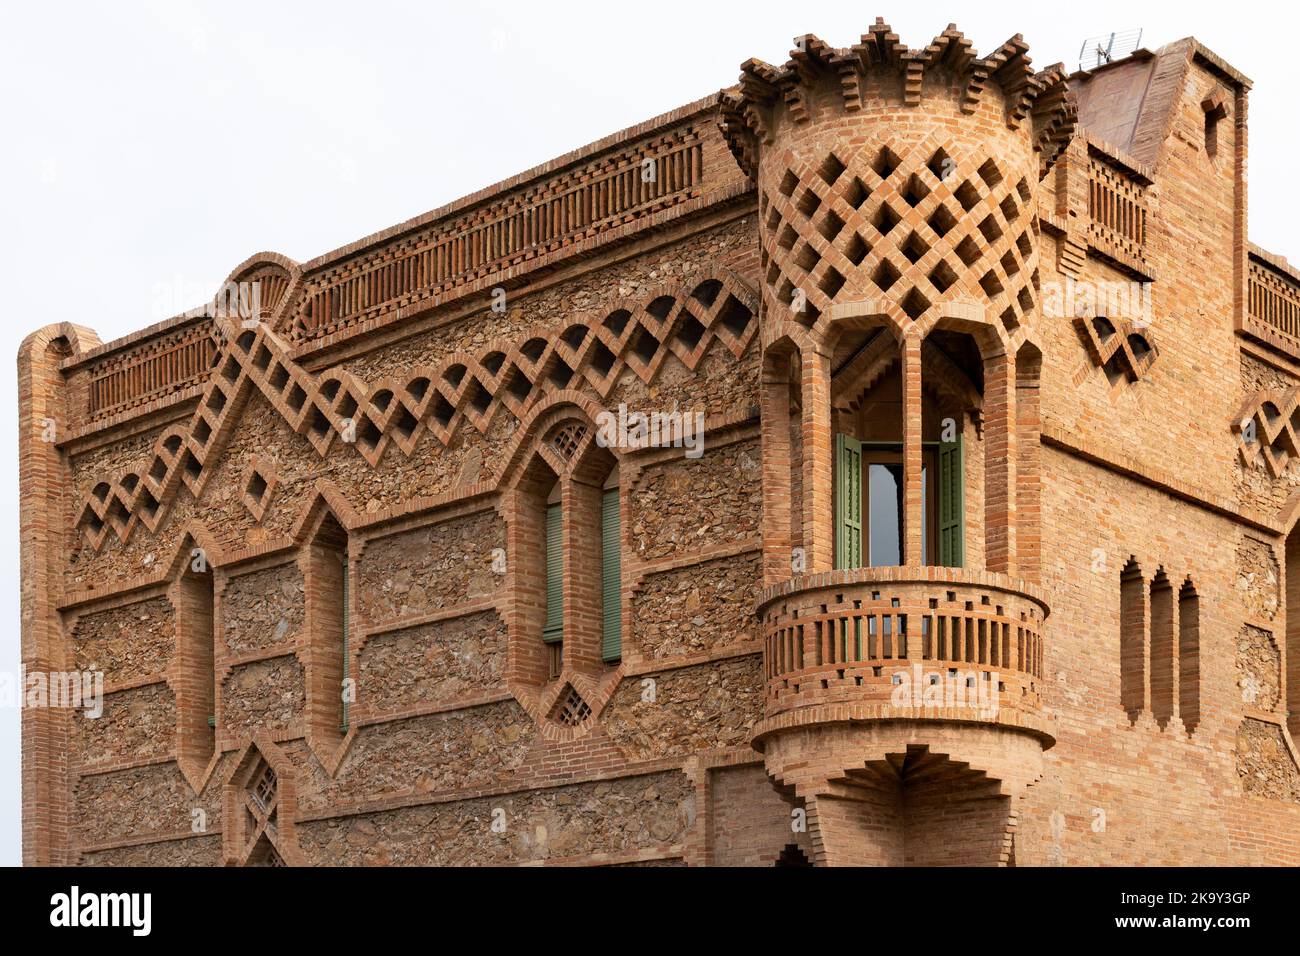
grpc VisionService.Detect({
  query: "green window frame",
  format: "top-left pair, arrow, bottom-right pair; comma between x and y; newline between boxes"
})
834,434 -> 863,570
601,488 -> 622,662
543,503 -> 564,643
833,433 -> 964,569
937,432 -> 964,568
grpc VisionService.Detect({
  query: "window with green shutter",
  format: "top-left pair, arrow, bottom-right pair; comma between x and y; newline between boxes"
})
834,433 -> 864,570
601,487 -> 621,662
543,502 -> 564,643
937,432 -> 964,568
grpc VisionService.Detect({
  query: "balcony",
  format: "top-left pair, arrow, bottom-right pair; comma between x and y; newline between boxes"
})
753,566 -> 1052,744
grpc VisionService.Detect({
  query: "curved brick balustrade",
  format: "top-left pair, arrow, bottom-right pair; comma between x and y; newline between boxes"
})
754,566 -> 1051,742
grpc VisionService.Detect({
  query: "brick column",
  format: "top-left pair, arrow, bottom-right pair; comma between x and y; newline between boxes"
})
800,348 -> 834,573
1233,88 -> 1249,333
172,563 -> 216,778
760,352 -> 794,585
901,334 -> 924,567
1288,533 -> 1300,741
503,480 -> 549,688
984,349 -> 1017,575
19,323 -> 98,866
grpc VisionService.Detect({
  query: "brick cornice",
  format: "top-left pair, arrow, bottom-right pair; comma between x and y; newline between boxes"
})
1041,421 -> 1281,534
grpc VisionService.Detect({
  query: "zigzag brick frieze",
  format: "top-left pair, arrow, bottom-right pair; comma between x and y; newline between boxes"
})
74,273 -> 758,551
758,137 -> 1043,334
1235,388 -> 1300,477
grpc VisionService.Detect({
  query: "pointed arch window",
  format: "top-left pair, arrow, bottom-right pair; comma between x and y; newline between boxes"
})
511,417 -> 621,692
304,510 -> 349,741
175,549 -> 215,768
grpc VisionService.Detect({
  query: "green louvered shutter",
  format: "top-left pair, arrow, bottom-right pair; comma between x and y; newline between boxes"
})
938,432 -> 964,568
834,434 -> 863,570
543,503 -> 564,643
601,488 -> 622,662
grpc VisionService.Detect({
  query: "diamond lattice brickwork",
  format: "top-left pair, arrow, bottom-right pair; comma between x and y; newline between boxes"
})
74,274 -> 757,550
1235,388 -> 1300,478
759,139 -> 1039,333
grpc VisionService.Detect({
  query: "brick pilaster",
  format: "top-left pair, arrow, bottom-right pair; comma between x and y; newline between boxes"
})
19,323 -> 99,865
800,348 -> 835,574
759,352 -> 794,585
901,334 -> 925,567
984,349 -> 1017,576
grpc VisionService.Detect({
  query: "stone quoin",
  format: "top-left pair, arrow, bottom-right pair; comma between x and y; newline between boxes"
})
18,19 -> 1300,866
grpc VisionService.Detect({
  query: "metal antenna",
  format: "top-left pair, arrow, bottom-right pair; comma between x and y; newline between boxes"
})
1077,28 -> 1144,71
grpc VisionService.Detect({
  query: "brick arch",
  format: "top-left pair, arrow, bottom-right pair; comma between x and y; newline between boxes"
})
498,398 -> 625,740
224,251 -> 302,331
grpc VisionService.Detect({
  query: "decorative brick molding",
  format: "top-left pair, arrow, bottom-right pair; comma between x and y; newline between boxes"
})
221,737 -> 306,866
757,569 -> 1047,726
1243,247 -> 1300,356
72,272 -> 758,551
1086,152 -> 1149,265
1234,387 -> 1300,477
720,21 -> 1072,349
288,125 -> 708,343
1072,315 -> 1158,387
85,321 -> 221,422
720,21 -> 1075,182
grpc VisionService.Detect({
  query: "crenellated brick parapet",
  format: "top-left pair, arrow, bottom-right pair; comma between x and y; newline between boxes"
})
720,20 -> 1074,344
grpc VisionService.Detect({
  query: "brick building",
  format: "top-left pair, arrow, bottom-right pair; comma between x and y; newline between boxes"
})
18,20 -> 1300,866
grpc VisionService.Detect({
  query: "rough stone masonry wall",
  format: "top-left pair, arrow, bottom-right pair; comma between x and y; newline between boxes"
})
49,193 -> 790,865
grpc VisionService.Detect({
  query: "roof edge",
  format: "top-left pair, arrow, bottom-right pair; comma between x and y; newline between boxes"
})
299,93 -> 723,273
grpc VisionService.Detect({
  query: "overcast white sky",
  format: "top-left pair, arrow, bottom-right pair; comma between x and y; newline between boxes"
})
1,0 -> 1295,867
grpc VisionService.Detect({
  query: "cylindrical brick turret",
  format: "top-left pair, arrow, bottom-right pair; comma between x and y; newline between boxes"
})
723,22 -> 1075,864
722,20 -> 1075,338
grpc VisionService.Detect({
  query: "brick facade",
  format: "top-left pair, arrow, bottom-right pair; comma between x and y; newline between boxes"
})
18,21 -> 1300,866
